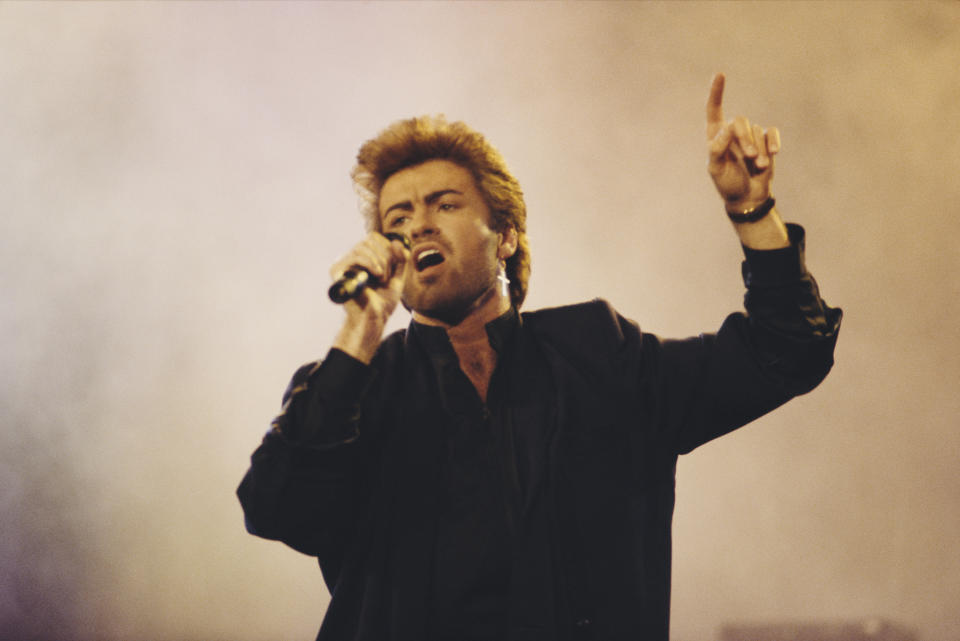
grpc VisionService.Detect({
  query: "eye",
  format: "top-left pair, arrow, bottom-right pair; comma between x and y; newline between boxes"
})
387,215 -> 407,228
438,202 -> 457,212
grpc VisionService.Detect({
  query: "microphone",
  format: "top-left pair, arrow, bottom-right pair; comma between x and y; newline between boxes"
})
328,232 -> 411,304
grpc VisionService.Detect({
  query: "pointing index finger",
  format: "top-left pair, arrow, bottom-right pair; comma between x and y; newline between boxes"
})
706,72 -> 726,140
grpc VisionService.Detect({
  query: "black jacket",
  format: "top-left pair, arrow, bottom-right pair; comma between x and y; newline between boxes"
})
238,225 -> 841,641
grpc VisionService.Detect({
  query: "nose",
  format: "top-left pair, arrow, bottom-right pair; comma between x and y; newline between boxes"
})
409,207 -> 438,240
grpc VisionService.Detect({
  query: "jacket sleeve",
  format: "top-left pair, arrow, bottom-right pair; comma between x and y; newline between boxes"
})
236,348 -> 377,572
645,223 -> 842,454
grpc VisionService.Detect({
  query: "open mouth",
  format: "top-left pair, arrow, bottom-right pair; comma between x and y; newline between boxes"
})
415,248 -> 445,271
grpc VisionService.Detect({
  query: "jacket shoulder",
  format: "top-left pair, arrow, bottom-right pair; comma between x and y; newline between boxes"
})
523,298 -> 639,362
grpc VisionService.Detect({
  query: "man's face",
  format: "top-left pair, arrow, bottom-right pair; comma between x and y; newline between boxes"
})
379,159 -> 510,324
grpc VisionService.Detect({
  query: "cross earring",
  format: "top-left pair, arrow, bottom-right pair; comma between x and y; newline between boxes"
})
497,260 -> 510,298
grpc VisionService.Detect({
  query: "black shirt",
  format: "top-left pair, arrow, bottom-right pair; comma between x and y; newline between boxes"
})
410,308 -> 558,640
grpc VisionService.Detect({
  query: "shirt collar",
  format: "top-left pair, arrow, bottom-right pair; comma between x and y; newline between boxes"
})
485,306 -> 520,355
409,306 -> 520,358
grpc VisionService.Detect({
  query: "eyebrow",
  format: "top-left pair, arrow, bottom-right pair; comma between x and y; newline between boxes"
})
382,189 -> 463,218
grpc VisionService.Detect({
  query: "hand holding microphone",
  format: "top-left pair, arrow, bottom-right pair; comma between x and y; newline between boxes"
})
328,232 -> 410,364
329,232 -> 411,303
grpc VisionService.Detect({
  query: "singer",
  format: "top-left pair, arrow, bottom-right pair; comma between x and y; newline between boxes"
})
238,74 -> 841,641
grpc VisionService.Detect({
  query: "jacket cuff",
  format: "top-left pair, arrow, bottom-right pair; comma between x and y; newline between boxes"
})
741,223 -> 807,288
310,348 -> 376,407
273,348 -> 376,446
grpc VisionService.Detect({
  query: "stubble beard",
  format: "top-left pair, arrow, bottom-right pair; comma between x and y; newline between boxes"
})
401,260 -> 499,326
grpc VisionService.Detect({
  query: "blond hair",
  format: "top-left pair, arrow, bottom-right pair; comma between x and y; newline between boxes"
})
351,116 -> 531,308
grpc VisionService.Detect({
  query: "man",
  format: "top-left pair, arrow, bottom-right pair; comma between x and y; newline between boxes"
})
237,74 -> 841,641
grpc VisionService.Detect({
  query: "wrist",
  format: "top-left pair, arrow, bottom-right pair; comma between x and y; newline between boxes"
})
726,196 -> 776,223
732,203 -> 790,250
332,314 -> 386,364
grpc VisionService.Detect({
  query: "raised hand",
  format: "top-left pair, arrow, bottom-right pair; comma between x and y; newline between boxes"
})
706,73 -> 781,213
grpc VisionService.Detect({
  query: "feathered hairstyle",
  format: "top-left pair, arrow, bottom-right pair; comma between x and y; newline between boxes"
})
351,116 -> 531,308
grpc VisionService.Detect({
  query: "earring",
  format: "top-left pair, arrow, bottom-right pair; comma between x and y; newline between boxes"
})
496,260 -> 511,298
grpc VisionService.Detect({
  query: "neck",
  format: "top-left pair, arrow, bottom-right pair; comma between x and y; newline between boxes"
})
413,287 -> 510,402
412,286 -> 511,344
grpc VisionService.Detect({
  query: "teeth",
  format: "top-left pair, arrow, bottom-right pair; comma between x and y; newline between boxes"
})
416,248 -> 443,270
416,249 -> 439,263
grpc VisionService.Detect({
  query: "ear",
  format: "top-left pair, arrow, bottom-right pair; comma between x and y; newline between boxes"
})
497,226 -> 518,260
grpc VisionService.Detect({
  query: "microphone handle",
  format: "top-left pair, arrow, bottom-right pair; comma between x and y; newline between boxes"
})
328,233 -> 411,304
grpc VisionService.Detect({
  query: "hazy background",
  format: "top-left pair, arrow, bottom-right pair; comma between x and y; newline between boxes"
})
2,2 -> 958,640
